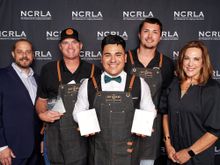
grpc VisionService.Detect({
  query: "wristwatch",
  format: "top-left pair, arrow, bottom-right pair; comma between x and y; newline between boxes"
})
188,149 -> 196,157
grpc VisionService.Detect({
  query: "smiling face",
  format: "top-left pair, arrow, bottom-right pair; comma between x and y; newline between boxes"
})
101,44 -> 127,76
182,47 -> 203,80
12,41 -> 34,69
138,22 -> 161,50
59,38 -> 82,60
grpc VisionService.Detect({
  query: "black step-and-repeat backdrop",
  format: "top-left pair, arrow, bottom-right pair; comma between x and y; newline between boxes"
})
0,0 -> 220,164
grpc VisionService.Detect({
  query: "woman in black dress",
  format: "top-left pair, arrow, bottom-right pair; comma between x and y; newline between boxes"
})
161,41 -> 220,165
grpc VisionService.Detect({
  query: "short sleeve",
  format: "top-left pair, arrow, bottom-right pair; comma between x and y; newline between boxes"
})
202,79 -> 220,137
37,64 -> 50,99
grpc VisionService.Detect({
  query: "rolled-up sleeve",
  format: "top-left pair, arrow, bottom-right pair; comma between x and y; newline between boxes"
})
139,78 -> 157,118
73,78 -> 90,123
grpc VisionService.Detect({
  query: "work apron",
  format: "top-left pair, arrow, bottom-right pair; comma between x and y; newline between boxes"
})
89,76 -> 139,165
128,51 -> 163,159
46,61 -> 94,165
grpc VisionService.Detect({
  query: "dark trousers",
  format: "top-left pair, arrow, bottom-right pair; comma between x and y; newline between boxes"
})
12,149 -> 41,165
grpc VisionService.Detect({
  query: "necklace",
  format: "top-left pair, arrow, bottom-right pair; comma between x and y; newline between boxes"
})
180,78 -> 196,98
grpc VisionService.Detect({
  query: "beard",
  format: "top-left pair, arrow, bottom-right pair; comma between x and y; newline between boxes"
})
15,57 -> 32,69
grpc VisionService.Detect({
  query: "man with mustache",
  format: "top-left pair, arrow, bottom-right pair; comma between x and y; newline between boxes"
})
0,39 -> 41,165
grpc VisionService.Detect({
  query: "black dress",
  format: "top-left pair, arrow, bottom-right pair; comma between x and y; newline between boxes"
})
160,78 -> 220,165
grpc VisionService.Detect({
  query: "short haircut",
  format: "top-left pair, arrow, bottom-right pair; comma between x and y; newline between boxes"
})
101,35 -> 126,52
177,40 -> 213,84
138,17 -> 163,35
12,38 -> 34,52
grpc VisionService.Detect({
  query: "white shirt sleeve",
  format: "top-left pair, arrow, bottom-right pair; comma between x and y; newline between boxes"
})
0,146 -> 8,152
73,78 -> 90,123
139,77 -> 157,118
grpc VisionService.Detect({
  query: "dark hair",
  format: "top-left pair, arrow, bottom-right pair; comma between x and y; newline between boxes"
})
138,17 -> 163,35
101,35 -> 126,52
177,40 -> 213,84
12,38 -> 34,52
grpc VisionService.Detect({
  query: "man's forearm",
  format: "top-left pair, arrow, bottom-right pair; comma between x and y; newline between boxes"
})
36,98 -> 48,114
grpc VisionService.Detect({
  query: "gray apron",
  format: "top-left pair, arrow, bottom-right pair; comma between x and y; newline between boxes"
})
46,61 -> 94,165
89,75 -> 139,165
128,50 -> 163,159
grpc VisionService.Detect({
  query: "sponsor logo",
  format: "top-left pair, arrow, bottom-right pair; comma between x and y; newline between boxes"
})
80,50 -> 101,61
161,31 -> 179,40
172,51 -> 179,60
122,11 -> 154,20
213,70 -> 220,80
34,50 -> 52,60
72,11 -> 103,20
174,11 -> 204,20
97,31 -> 128,40
198,31 -> 220,40
0,30 -> 26,40
46,30 -> 61,40
20,10 -> 52,20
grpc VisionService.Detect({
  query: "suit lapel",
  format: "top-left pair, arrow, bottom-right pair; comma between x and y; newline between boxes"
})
7,66 -> 34,104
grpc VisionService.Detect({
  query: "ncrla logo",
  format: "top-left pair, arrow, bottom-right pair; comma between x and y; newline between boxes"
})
215,145 -> 220,155
122,11 -> 153,20
72,11 -> 103,20
198,31 -> 220,40
213,70 -> 220,80
46,31 -> 61,40
80,50 -> 101,61
35,50 -> 52,60
172,51 -> 179,60
97,31 -> 128,40
20,10 -> 52,20
174,11 -> 204,20
161,31 -> 179,40
0,31 -> 26,40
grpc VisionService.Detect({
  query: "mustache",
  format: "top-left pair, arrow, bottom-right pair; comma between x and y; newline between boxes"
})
19,57 -> 30,61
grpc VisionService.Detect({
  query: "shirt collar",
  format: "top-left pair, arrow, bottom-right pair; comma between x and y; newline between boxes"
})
103,70 -> 126,78
61,59 -> 82,74
12,62 -> 34,77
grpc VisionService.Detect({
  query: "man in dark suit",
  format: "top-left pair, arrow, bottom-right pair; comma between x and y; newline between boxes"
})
0,39 -> 41,165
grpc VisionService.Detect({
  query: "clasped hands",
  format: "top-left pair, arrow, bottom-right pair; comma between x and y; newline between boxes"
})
165,143 -> 191,164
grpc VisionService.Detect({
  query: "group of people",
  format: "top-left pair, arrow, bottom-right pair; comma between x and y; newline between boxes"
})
0,17 -> 219,165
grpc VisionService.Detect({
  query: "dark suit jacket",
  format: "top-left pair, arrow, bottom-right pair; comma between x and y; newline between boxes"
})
0,66 -> 40,158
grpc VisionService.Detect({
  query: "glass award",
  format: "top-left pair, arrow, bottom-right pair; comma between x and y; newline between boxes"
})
47,98 -> 57,110
47,96 -> 66,113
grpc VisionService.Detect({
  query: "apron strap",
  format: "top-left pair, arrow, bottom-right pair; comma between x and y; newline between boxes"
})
128,74 -> 136,93
128,50 -> 135,67
56,60 -> 62,84
90,64 -> 95,78
91,76 -> 99,93
159,53 -> 163,68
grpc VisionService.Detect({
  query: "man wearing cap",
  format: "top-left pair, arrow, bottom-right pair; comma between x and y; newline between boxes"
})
73,35 -> 156,165
0,39 -> 41,165
36,27 -> 100,165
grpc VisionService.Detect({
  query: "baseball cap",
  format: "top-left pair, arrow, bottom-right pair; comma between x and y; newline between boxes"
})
60,27 -> 80,42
